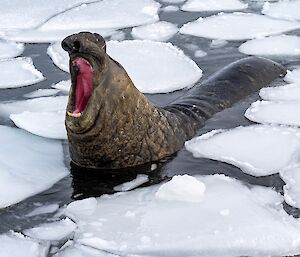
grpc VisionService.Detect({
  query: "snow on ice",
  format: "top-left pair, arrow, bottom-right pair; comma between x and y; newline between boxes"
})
262,0 -> 300,21
0,57 -> 44,89
245,100 -> 300,127
284,68 -> 300,84
180,12 -> 300,41
24,89 -> 60,98
52,80 -> 71,93
131,21 -> 178,42
0,40 -> 24,59
239,35 -> 300,57
181,0 -> 248,12
113,174 -> 149,192
0,126 -> 68,208
185,125 -> 300,176
62,175 -> 300,256
48,40 -> 202,93
259,83 -> 300,101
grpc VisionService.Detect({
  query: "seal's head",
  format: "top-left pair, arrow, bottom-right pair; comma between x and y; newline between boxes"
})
62,32 -> 110,133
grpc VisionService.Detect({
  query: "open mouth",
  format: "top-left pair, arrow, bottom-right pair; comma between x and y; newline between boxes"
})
68,57 -> 93,117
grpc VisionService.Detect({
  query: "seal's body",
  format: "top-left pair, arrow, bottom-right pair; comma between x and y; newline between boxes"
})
62,32 -> 286,169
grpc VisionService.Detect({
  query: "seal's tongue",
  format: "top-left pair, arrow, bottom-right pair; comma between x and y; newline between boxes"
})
71,58 -> 93,116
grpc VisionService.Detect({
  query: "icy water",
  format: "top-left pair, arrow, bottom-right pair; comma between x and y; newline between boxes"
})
1,0 -> 300,256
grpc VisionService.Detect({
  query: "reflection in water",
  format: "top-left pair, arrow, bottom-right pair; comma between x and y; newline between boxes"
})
70,161 -> 168,200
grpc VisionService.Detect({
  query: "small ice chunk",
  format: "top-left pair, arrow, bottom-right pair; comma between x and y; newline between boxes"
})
24,89 -> 60,98
64,175 -> 300,256
0,41 -> 24,59
48,43 -> 69,72
26,204 -> 60,217
39,0 -> 160,31
210,39 -> 228,48
180,12 -> 300,41
284,68 -> 300,84
239,35 -> 300,56
0,232 -> 48,257
66,198 -> 98,219
52,80 -> 71,93
109,31 -> 126,41
0,126 -> 69,208
0,57 -> 44,89
48,40 -> 202,93
194,49 -> 207,58
182,0 -> 248,12
161,0 -> 185,3
262,0 -> 300,21
245,100 -> 300,127
10,110 -> 67,140
185,125 -> 300,176
259,83 -> 300,101
280,167 -> 300,208
23,218 -> 77,241
155,175 -> 206,203
0,96 -> 68,119
114,174 -> 149,192
131,21 -> 178,42
162,5 -> 180,12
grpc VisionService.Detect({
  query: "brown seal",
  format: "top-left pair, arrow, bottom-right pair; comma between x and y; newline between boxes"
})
62,32 -> 286,169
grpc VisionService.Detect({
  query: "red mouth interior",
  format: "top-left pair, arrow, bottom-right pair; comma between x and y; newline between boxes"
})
72,58 -> 93,115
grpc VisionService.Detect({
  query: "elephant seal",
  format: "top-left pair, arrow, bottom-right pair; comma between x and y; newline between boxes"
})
62,32 -> 286,169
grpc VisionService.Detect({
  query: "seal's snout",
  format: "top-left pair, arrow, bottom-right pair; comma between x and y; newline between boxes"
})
62,37 -> 82,53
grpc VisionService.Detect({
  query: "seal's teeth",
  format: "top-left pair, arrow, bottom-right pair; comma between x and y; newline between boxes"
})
67,111 -> 81,117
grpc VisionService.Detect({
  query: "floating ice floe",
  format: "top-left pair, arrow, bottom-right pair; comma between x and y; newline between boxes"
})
25,204 -> 60,217
185,125 -> 300,176
109,31 -> 126,41
262,0 -> 300,21
0,96 -> 67,118
23,218 -> 77,241
180,12 -> 300,41
280,167 -> 300,208
0,40 -> 24,59
48,40 -> 202,93
0,232 -> 48,257
113,174 -> 149,192
63,174 -> 300,256
48,43 -> 69,72
52,80 -> 71,93
0,125 -> 68,208
24,89 -> 60,98
162,5 -> 180,12
161,0 -> 185,3
259,83 -> 300,101
239,35 -> 300,56
210,39 -> 228,48
245,100 -> 300,127
131,21 -> 178,42
10,110 -> 67,140
284,68 -> 300,84
181,0 -> 248,12
194,49 -> 207,58
0,57 -> 44,89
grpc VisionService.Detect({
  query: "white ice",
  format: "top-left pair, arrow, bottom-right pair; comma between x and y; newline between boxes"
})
155,175 -> 206,202
284,68 -> 300,84
25,204 -> 60,217
54,243 -> 118,257
48,40 -> 202,93
210,39 -> 228,48
262,0 -> 300,21
39,0 -> 160,32
0,232 -> 48,257
162,6 -> 180,12
181,0 -> 248,12
0,126 -> 68,208
161,0 -> 185,3
245,100 -> 300,127
131,22 -> 178,42
10,110 -> 67,140
0,41 -> 24,59
0,57 -> 44,89
48,43 -> 69,72
194,49 -> 207,58
64,174 -> 300,257
52,80 -> 71,93
239,35 -> 300,56
185,125 -> 300,176
280,167 -> 300,208
23,218 -> 77,241
113,174 -> 149,192
24,89 -> 60,98
260,83 -> 300,101
180,12 -> 300,40
0,96 -> 67,119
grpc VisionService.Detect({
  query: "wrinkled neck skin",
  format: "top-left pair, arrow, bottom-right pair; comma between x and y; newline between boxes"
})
66,57 -> 194,169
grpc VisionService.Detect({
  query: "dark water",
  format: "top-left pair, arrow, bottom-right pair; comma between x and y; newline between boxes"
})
1,1 -> 300,255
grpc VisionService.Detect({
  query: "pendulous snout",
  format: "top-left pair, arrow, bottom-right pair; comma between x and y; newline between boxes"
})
61,36 -> 82,54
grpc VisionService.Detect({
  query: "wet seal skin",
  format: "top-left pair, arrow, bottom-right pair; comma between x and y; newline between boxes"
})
62,32 -> 287,169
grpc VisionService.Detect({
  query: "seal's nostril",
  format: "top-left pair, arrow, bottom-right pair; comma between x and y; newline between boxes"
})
61,40 -> 72,53
73,40 -> 81,52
